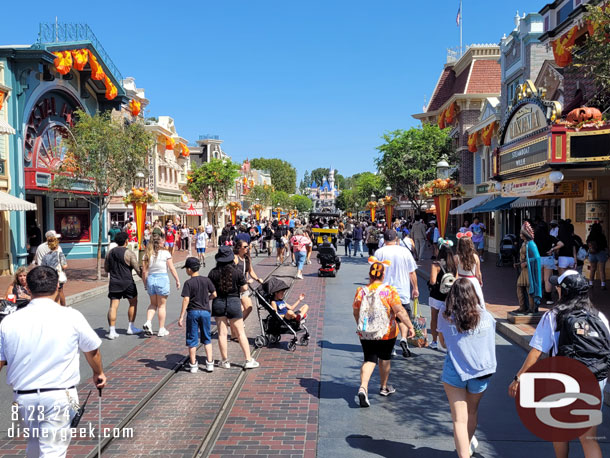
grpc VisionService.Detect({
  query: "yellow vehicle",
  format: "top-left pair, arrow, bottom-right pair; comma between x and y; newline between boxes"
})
308,212 -> 340,249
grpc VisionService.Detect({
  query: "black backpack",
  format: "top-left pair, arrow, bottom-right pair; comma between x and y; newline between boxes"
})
557,309 -> 610,381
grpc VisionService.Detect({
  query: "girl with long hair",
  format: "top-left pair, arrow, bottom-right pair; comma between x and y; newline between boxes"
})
5,266 -> 31,301
456,234 -> 485,309
208,246 -> 259,369
439,278 -> 497,457
231,241 -> 262,337
142,233 -> 180,337
428,240 -> 457,349
509,271 -> 609,458
352,258 -> 415,407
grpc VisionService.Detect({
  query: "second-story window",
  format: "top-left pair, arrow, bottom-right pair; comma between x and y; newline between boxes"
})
557,1 -> 574,27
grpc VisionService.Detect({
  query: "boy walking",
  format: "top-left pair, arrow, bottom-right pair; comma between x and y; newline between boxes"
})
178,257 -> 217,373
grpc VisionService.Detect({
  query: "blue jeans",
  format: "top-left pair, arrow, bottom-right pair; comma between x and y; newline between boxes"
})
345,239 -> 353,255
295,251 -> 306,270
353,240 -> 363,256
186,309 -> 212,347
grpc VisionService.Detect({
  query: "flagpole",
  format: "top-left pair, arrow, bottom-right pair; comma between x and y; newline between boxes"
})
460,0 -> 463,57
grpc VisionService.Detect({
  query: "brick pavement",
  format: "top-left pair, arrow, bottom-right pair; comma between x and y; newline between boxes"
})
208,260 -> 324,458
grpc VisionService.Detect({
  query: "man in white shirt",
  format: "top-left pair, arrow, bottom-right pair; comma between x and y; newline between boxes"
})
0,266 -> 106,458
34,230 -> 63,266
375,229 -> 418,357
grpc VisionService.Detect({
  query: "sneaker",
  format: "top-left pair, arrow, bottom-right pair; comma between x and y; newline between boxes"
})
400,339 -> 412,358
307,259 -> 312,265
470,435 -> 479,456
108,331 -> 119,340
220,360 -> 231,369
157,328 -> 170,337
205,360 -> 215,372
127,326 -> 142,335
189,362 -> 199,373
142,322 -> 153,336
480,257 -> 484,263
357,387 -> 370,407
429,341 -> 438,350
380,385 -> 396,396
291,262 -> 296,267
296,273 -> 303,279
391,348 -> 397,356
244,359 -> 260,369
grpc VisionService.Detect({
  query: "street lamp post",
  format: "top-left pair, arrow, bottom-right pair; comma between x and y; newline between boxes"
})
436,156 -> 450,180
435,155 -> 452,238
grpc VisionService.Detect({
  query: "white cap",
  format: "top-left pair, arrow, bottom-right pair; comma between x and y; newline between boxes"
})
45,230 -> 61,239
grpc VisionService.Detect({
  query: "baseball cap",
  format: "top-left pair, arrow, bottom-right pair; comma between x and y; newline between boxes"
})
549,270 -> 589,295
45,230 -> 61,239
383,229 -> 398,241
182,257 -> 201,271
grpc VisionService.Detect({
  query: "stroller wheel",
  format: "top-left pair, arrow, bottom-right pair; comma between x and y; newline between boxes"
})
288,340 -> 297,352
299,336 -> 309,346
254,335 -> 268,348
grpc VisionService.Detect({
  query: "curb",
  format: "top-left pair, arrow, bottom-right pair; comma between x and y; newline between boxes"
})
65,259 -> 187,306
415,268 -> 610,406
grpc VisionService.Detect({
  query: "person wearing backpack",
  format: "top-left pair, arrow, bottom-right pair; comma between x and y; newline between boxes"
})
508,270 -> 610,458
428,239 -> 457,350
353,258 -> 415,407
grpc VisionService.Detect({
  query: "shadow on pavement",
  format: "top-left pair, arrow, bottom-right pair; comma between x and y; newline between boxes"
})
346,435 -> 459,457
300,377 -> 360,408
318,339 -> 362,353
137,353 -> 184,370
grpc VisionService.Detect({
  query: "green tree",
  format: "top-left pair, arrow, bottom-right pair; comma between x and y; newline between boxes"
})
51,110 -> 155,280
187,158 -> 240,242
335,189 -> 358,213
335,173 -> 346,190
299,170 -> 311,193
575,5 -> 610,109
270,190 -> 292,208
250,158 -> 297,193
354,172 -> 386,207
291,194 -> 313,213
375,125 -> 455,212
310,168 -> 330,187
247,184 -> 274,206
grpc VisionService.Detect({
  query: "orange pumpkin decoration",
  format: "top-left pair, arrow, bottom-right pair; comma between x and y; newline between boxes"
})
567,107 -> 603,124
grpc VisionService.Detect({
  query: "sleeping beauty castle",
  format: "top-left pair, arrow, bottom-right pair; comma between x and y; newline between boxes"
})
306,169 -> 339,212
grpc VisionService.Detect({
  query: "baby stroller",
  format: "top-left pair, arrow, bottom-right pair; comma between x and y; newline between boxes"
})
496,234 -> 519,267
317,243 -> 341,277
251,277 -> 310,352
0,298 -> 29,323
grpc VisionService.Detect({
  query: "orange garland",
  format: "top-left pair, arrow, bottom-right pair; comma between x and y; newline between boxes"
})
438,110 -> 446,129
103,76 -> 117,100
71,49 -> 89,71
552,25 -> 579,67
181,143 -> 190,157
128,99 -> 141,117
480,122 -> 497,146
0,91 -> 5,111
87,51 -> 105,80
52,51 -> 73,75
165,136 -> 175,151
467,131 -> 479,153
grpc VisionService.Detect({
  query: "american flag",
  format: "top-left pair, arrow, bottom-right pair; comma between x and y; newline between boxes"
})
456,3 -> 461,27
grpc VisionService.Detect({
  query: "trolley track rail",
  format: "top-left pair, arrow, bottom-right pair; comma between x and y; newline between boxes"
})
86,260 -> 297,458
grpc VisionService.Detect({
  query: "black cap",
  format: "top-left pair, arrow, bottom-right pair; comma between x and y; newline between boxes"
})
383,229 -> 398,241
215,245 -> 235,263
549,270 -> 589,295
182,257 -> 201,271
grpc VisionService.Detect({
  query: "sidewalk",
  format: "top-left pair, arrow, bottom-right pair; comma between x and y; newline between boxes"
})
0,247 -> 215,306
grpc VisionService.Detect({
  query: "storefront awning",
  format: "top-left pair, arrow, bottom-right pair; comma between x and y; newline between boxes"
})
449,195 -> 494,215
0,191 -> 37,211
157,203 -> 186,214
0,119 -> 16,135
471,196 -> 517,213
510,197 -> 542,209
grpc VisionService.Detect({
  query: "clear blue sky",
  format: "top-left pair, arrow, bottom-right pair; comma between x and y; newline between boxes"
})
1,0 -> 538,183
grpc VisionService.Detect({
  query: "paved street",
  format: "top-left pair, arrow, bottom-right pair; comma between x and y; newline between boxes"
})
1,250 -> 610,457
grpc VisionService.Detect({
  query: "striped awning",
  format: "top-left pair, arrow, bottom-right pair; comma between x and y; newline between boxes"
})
0,191 -> 37,211
157,203 -> 186,214
0,119 -> 15,135
510,197 -> 542,208
449,195 -> 494,215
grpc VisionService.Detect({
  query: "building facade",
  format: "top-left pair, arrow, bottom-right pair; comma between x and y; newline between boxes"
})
0,25 -> 127,269
306,168 -> 339,212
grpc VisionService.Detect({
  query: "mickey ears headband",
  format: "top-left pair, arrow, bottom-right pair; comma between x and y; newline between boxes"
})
368,256 -> 391,266
456,231 -> 473,239
438,238 -> 454,248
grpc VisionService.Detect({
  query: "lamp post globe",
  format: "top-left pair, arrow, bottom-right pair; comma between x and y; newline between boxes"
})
436,156 -> 450,180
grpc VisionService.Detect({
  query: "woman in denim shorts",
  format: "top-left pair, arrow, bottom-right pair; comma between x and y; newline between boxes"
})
534,222 -> 558,305
587,222 -> 608,290
142,233 -> 181,337
437,278 -> 497,457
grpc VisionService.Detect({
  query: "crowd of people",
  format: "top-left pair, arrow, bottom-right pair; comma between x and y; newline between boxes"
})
2,210 -> 610,458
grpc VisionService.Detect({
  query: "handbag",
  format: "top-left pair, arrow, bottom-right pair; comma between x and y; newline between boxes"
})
407,298 -> 428,348
577,246 -> 588,262
56,252 -> 67,284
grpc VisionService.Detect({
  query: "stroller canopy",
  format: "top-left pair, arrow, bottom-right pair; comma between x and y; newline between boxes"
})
263,277 -> 290,296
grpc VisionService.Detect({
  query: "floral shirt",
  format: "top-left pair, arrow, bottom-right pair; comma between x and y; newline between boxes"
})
352,283 -> 401,340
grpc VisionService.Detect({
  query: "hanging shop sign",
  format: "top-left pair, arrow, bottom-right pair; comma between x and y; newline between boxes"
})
538,181 -> 584,199
499,172 -> 555,197
476,183 -> 492,194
